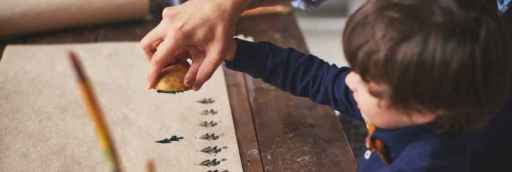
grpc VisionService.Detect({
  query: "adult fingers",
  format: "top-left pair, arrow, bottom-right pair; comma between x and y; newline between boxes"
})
147,62 -> 165,89
140,24 -> 164,60
193,43 -> 225,90
184,48 -> 203,88
147,37 -> 183,89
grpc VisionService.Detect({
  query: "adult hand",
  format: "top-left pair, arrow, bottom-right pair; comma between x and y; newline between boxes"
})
140,0 -> 248,90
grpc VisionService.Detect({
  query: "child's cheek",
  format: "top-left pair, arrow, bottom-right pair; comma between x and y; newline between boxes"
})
358,94 -> 383,124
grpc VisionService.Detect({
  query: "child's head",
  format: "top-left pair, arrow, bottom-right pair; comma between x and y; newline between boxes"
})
342,0 -> 512,132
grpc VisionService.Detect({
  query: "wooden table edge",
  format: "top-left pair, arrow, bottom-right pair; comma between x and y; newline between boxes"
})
224,67 -> 265,172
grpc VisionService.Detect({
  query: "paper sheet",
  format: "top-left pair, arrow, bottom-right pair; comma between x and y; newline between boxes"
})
0,42 -> 243,172
0,0 -> 149,38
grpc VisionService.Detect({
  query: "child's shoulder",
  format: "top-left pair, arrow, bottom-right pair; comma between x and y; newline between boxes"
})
390,134 -> 470,172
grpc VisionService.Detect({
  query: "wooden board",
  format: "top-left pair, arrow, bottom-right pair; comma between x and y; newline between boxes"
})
0,0 -> 149,38
0,42 -> 243,172
0,20 -> 267,172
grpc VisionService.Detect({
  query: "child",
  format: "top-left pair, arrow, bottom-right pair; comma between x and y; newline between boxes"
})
223,0 -> 512,171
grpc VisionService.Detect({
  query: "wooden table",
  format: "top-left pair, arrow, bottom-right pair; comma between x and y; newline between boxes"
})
0,13 -> 356,172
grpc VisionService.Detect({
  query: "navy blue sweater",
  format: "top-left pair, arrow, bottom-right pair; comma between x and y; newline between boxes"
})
225,39 -> 511,172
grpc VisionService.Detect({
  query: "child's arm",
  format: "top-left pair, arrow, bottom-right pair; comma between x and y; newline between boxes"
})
225,39 -> 362,120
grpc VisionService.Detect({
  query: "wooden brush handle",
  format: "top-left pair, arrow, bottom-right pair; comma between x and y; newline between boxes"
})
241,1 -> 292,17
69,52 -> 124,172
241,4 -> 292,17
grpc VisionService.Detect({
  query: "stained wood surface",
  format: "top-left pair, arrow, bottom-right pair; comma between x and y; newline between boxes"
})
238,15 -> 357,172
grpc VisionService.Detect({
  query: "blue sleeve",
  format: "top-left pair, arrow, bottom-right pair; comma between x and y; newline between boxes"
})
225,39 -> 363,121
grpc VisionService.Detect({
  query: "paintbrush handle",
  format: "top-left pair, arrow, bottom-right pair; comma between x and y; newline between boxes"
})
146,160 -> 156,172
69,52 -> 123,172
241,2 -> 292,17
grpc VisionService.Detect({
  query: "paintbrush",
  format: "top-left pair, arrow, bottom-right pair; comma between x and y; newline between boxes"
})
241,1 -> 292,17
68,51 -> 123,172
146,160 -> 156,172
